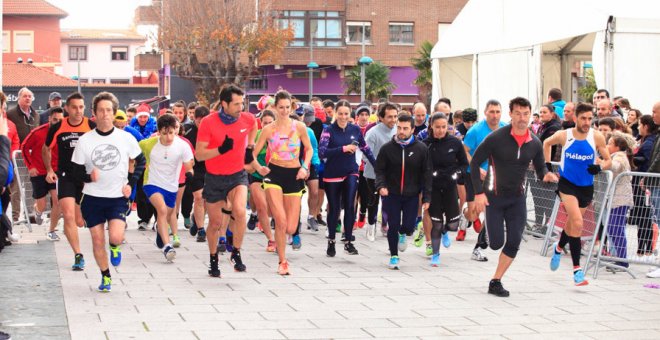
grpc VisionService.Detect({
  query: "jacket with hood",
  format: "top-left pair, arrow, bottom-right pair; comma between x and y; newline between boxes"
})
130,116 -> 158,139
423,134 -> 468,190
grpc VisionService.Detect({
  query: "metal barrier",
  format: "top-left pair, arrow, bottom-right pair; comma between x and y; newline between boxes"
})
590,171 -> 660,279
11,150 -> 34,232
524,163 -> 560,239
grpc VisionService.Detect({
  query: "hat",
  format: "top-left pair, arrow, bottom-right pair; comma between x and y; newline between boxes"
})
355,103 -> 371,116
136,104 -> 151,118
257,95 -> 274,111
114,110 -> 127,122
300,104 -> 316,124
48,92 -> 62,101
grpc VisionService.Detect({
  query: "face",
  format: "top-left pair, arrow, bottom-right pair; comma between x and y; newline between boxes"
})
50,112 -> 63,126
598,124 -> 612,136
187,108 -> 195,121
221,93 -> 244,115
597,100 -> 611,117
453,117 -> 463,126
94,100 -> 115,127
261,116 -> 274,127
654,104 -> 660,125
49,98 -> 62,108
484,104 -> 502,127
311,100 -> 322,109
640,123 -> 649,137
159,127 -> 177,145
413,107 -> 427,126
396,120 -> 413,140
114,120 -> 127,129
275,99 -> 291,118
382,108 -> 398,129
19,90 -> 34,107
66,98 -> 85,121
126,111 -> 135,121
335,106 -> 351,125
510,104 -> 531,131
173,106 -> 186,123
432,118 -> 448,139
137,115 -> 149,126
564,103 -> 575,121
539,107 -> 553,123
357,111 -> 370,125
575,111 -> 593,133
627,111 -> 637,123
324,106 -> 334,117
533,115 -> 540,123
606,138 -> 618,154
594,92 -> 608,103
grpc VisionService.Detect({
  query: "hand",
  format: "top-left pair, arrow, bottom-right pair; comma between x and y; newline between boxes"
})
587,164 -> 601,175
185,171 -> 194,183
422,202 -> 430,211
257,166 -> 270,176
217,135 -> 234,155
296,168 -> 308,180
122,185 -> 132,198
343,144 -> 358,153
0,114 -> 8,137
379,188 -> 389,196
28,168 -> 39,177
90,168 -> 100,182
46,170 -> 58,183
543,172 -> 559,183
480,168 -> 487,180
474,193 -> 489,214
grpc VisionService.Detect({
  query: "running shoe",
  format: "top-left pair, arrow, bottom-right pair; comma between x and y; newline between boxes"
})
344,242 -> 358,255
488,280 -> 509,297
34,211 -> 44,226
109,245 -> 122,267
307,216 -> 319,231
230,249 -> 246,272
292,235 -> 302,250
398,234 -> 407,252
473,218 -> 483,233
340,233 -> 355,242
646,267 -> 660,278
388,256 -> 400,270
471,248 -> 488,262
316,214 -> 327,226
430,253 -> 440,267
550,242 -> 561,271
355,213 -> 366,229
456,229 -> 466,241
366,223 -> 376,242
336,222 -> 342,233
172,234 -> 181,248
266,240 -> 276,252
98,275 -> 112,292
196,228 -> 206,242
190,219 -> 198,236
184,217 -> 192,229
0,331 -> 12,340
442,232 -> 451,248
72,254 -> 85,271
247,214 -> 258,231
155,231 -> 164,249
412,222 -> 424,247
573,269 -> 589,286
218,237 -> 227,254
425,244 -> 433,257
138,221 -> 148,231
46,231 -> 60,241
209,254 -> 220,277
326,240 -> 336,257
163,245 -> 176,262
278,260 -> 290,275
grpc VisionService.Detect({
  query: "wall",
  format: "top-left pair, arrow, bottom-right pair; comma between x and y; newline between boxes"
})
3,16 -> 61,67
59,40 -> 143,83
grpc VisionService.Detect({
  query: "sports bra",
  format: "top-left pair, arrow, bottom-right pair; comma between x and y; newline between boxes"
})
268,121 -> 301,162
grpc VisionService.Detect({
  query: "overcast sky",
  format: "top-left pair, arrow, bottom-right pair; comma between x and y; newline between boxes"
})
48,0 -> 152,29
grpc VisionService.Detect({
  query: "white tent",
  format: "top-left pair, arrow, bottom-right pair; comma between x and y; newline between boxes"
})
431,0 -> 660,117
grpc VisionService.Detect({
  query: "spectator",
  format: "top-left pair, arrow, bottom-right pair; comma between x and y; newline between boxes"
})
126,106 -> 137,122
627,108 -> 641,139
547,88 -> 566,119
186,101 -> 197,122
7,87 -> 39,142
630,115 -> 657,258
39,92 -> 63,125
562,102 -> 576,129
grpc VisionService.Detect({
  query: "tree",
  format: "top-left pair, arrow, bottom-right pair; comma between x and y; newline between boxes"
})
159,0 -> 293,103
578,68 -> 597,103
344,62 -> 396,102
410,40 -> 434,108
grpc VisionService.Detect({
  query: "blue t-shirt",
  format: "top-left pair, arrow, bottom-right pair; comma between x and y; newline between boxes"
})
463,120 -> 506,173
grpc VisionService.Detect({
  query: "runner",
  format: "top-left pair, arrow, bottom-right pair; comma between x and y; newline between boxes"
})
43,92 -> 96,270
184,106 -> 210,243
544,102 -> 611,286
139,114 -> 194,262
470,97 -> 552,297
353,104 -> 372,230
71,92 -> 144,292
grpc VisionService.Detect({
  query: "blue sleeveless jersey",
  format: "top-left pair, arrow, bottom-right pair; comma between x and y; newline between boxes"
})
559,128 -> 597,187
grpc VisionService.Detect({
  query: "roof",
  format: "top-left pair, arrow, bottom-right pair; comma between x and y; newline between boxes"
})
2,0 -> 68,17
2,63 -> 77,87
61,29 -> 146,42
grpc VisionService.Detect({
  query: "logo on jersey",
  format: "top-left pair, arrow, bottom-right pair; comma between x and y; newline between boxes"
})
564,152 -> 594,161
408,151 -> 414,157
240,128 -> 247,133
92,144 -> 121,170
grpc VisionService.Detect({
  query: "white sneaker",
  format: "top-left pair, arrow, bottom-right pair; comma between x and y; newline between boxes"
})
46,231 -> 60,241
8,232 -> 20,242
471,248 -> 488,262
647,267 -> 660,278
366,224 -> 376,242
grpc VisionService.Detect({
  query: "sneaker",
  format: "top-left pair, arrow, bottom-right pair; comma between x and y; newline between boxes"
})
109,245 -> 122,267
456,229 -> 466,241
292,235 -> 302,250
190,219 -> 198,236
266,240 -> 276,252
442,232 -> 452,248
413,223 -> 424,247
366,223 -> 376,242
208,254 -> 220,277
355,213 -> 366,229
196,228 -> 206,242
151,221 -> 157,231
230,249 -> 246,272
425,244 -> 433,257
388,256 -> 400,270
550,242 -> 561,271
335,222 -> 342,233
184,217 -> 192,229
488,280 -> 510,297
218,237 -> 227,254
316,214 -> 327,226
155,231 -> 164,249
340,233 -> 355,242
98,275 -> 112,292
398,234 -> 407,252
72,254 -> 85,271
326,240 -> 336,257
344,242 -> 358,255
573,269 -> 589,286
430,253 -> 440,267
172,235 -> 181,248
307,216 -> 319,231
471,248 -> 488,262
46,231 -> 60,241
0,331 -> 12,340
646,267 -> 660,278
278,260 -> 290,275
34,211 -> 44,226
138,221 -> 148,231
163,245 -> 176,262
473,218 -> 483,233
247,214 -> 258,231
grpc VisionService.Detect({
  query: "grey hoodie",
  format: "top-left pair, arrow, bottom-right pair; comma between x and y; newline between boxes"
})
363,122 -> 395,179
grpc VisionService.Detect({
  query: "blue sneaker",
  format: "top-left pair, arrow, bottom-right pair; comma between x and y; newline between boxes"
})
398,234 -> 407,252
72,254 -> 85,271
163,245 -> 176,262
550,242 -> 561,271
388,255 -> 400,270
218,237 -> 227,254
573,269 -> 589,286
442,232 -> 451,248
227,228 -> 233,237
430,253 -> 440,267
109,245 -> 122,267
226,236 -> 234,253
98,275 -> 111,292
292,235 -> 301,250
155,231 -> 164,249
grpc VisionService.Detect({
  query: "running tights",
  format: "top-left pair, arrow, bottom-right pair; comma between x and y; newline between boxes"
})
324,175 -> 359,241
382,193 -> 419,256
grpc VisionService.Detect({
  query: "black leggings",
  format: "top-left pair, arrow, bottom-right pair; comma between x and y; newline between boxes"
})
356,171 -> 376,222
324,175 -> 359,241
181,182 -> 193,219
365,178 -> 380,225
484,194 -> 526,258
383,193 -> 419,256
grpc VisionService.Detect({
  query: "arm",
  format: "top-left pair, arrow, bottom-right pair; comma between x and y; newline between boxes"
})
594,131 -> 612,170
456,139 -> 469,174
422,147 -> 432,205
469,139 -> 492,196
358,131 -> 377,167
20,132 -> 36,175
0,136 -> 10,188
298,123 -> 313,180
307,130 -> 321,167
250,125 -> 270,176
532,141 -> 548,180
374,145 -> 389,194
318,127 -> 343,159
543,130 -> 565,167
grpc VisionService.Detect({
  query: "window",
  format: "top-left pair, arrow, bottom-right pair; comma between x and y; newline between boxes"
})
346,22 -> 371,44
69,46 -> 87,61
289,69 -> 322,79
110,79 -> 130,84
111,46 -> 129,61
79,78 -> 89,84
92,79 -> 106,84
277,11 -> 343,47
389,23 -> 414,45
13,31 -> 34,53
2,31 -> 10,53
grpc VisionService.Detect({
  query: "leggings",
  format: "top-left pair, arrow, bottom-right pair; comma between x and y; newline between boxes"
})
383,193 -> 419,256
324,175 -> 359,241
365,178 -> 380,225
484,194 -> 526,258
181,182 -> 194,219
606,206 -> 629,260
135,177 -> 154,224
356,171 -> 376,223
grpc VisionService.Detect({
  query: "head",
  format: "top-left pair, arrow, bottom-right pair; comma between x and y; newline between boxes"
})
539,104 -> 556,123
136,104 -> 151,126
533,113 -> 540,123
639,114 -> 658,138
334,100 -> 352,126
157,114 -> 179,146
322,99 -> 335,117
547,88 -> 562,103
65,92 -> 86,121
597,99 -> 612,118
172,102 -> 186,123
627,108 -> 641,124
574,103 -> 594,133
0,92 -> 6,115
187,102 -> 197,121
563,102 -> 575,122
49,106 -> 64,126
48,92 -> 62,108
452,110 -> 463,126
429,113 -> 449,139
273,90 -> 292,119
356,105 -> 371,126
126,106 -> 137,121
598,117 -> 615,137
396,114 -> 414,140
17,87 -> 34,109
615,97 -> 631,110
219,84 -> 245,116
114,110 -> 128,129
612,117 -> 630,134
310,97 -> 323,109
412,102 -> 428,126
595,89 -> 610,102
193,105 -> 210,127
260,109 -> 275,127
378,101 -> 399,129
92,91 -> 119,128
653,102 -> 660,126
607,132 -> 633,161
508,97 -> 532,132
484,99 -> 502,128
461,108 -> 478,129
434,97 -> 451,113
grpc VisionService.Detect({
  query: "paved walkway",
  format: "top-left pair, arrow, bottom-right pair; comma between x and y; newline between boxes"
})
3,212 -> 660,340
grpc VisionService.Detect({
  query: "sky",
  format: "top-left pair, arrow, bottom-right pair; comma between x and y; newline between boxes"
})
48,0 -> 153,29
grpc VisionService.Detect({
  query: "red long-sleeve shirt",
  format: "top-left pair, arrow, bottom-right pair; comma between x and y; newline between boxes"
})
21,123 -> 56,175
7,119 -> 20,155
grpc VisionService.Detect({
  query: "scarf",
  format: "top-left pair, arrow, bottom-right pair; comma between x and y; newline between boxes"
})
395,134 -> 414,147
219,109 -> 239,125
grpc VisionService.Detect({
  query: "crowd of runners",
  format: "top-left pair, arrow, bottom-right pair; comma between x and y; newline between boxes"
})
1,84 -> 659,296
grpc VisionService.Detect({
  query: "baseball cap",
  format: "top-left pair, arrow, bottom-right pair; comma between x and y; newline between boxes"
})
115,110 -> 127,122
49,92 -> 62,101
300,104 -> 316,124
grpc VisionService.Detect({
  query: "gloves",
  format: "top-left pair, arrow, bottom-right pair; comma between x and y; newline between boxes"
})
217,135 -> 234,155
244,147 -> 255,164
587,164 -> 601,175
185,171 -> 194,183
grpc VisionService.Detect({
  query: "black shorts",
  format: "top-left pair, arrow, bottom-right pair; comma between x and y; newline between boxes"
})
203,171 -> 248,203
557,177 -> 594,209
464,173 -> 476,202
57,177 -> 84,204
30,175 -> 56,199
429,185 -> 460,226
248,173 -> 262,185
306,164 -> 319,181
262,164 -> 305,196
80,194 -> 130,228
189,171 -> 205,192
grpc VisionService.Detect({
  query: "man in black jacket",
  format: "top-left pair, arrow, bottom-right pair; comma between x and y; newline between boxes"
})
375,114 -> 432,270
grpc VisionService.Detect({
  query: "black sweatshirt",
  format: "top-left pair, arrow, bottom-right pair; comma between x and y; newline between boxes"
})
423,134 -> 469,190
375,137 -> 432,203
470,125 -> 546,197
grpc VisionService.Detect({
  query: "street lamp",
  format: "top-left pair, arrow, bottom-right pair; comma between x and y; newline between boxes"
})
307,61 -> 318,102
358,56 -> 373,103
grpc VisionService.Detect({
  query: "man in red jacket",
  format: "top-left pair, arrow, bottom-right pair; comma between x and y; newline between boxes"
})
3,105 -> 20,224
21,107 -> 64,240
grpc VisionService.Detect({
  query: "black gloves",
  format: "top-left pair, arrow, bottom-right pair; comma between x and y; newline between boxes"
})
244,147 -> 255,164
185,171 -> 194,183
218,135 -> 234,155
545,162 -> 554,173
587,164 -> 601,175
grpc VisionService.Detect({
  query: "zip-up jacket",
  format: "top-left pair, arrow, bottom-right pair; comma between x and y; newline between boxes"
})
319,122 -> 376,178
21,123 -> 53,175
375,137 -> 432,203
470,125 -> 546,197
423,134 -> 468,190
